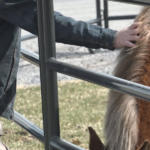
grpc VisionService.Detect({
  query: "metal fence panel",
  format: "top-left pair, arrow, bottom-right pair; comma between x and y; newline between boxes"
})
15,0 -> 150,150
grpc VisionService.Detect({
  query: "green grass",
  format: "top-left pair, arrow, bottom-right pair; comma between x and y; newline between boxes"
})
0,80 -> 108,150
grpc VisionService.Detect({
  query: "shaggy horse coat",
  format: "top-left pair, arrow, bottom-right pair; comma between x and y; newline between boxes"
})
105,6 -> 150,150
89,6 -> 150,150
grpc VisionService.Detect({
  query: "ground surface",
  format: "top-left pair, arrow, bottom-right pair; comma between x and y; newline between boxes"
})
18,0 -> 142,86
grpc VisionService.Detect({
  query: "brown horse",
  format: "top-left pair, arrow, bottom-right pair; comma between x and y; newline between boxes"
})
89,6 -> 150,150
88,127 -> 150,150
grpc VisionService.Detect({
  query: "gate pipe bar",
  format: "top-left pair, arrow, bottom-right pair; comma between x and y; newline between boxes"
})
46,58 -> 150,102
86,15 -> 136,27
96,0 -> 101,26
20,49 -> 150,102
14,112 -> 84,150
14,111 -> 44,142
37,0 -> 60,150
42,0 -> 60,139
104,0 -> 109,28
36,0 -> 58,149
21,34 -> 37,41
86,18 -> 101,24
21,49 -> 39,67
50,136 -> 85,150
108,15 -> 136,20
106,0 -> 150,6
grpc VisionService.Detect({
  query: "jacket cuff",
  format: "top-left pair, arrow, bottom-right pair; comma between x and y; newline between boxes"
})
99,28 -> 117,50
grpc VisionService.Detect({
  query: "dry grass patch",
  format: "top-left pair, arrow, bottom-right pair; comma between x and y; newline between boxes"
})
0,80 -> 108,150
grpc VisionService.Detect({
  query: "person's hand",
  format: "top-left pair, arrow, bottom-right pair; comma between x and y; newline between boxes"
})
113,22 -> 141,49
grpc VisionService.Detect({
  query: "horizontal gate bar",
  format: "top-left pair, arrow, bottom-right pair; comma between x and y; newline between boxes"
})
50,136 -> 85,150
46,58 -> 150,102
20,51 -> 150,102
20,49 -> 39,67
108,15 -> 136,20
106,0 -> 150,6
14,111 -> 84,150
14,111 -> 44,142
21,34 -> 37,41
86,18 -> 101,24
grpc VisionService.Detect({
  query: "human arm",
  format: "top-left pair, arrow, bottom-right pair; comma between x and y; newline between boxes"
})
0,1 -> 139,50
54,11 -> 117,50
0,1 -> 116,50
55,12 -> 141,49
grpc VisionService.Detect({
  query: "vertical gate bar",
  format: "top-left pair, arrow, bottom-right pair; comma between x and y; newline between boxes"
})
104,0 -> 109,28
37,0 -> 60,149
42,0 -> 60,149
36,0 -> 51,150
96,0 -> 102,26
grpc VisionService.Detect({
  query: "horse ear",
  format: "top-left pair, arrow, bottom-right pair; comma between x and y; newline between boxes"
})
88,127 -> 105,150
138,141 -> 150,150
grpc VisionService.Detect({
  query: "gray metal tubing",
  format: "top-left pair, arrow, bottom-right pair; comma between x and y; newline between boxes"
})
46,58 -> 150,102
21,49 -> 39,67
21,34 -> 37,41
96,0 -> 102,26
104,0 -> 109,28
86,18 -> 101,24
36,0 -> 54,150
106,0 -> 150,6
50,136 -> 85,150
14,112 -> 85,150
14,111 -> 44,142
108,15 -> 136,20
37,0 -> 60,150
103,1 -> 138,28
42,0 -> 60,140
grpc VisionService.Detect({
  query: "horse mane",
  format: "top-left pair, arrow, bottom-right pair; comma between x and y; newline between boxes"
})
104,6 -> 150,150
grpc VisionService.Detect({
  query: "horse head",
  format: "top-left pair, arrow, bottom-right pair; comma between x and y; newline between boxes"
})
88,127 -> 150,150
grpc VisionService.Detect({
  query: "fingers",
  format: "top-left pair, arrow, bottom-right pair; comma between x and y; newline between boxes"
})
129,22 -> 141,36
125,41 -> 135,48
129,35 -> 139,41
129,22 -> 142,29
130,29 -> 140,35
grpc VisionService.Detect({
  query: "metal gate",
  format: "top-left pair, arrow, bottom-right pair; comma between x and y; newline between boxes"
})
14,0 -> 150,150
